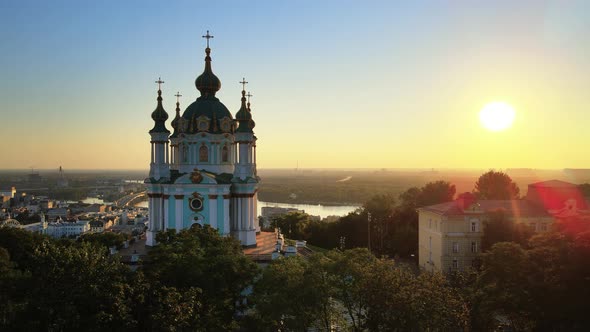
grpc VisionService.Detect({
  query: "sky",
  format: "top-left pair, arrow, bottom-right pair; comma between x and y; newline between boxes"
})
0,0 -> 589,170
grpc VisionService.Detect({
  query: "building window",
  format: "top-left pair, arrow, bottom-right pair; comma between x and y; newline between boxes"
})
529,222 -> 537,232
471,241 -> 477,253
222,146 -> 229,162
471,222 -> 477,232
199,145 -> 208,162
540,223 -> 548,231
452,242 -> 459,253
429,219 -> 432,228
452,258 -> 458,269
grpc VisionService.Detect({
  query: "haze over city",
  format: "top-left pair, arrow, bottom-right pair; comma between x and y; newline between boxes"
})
1,0 -> 589,170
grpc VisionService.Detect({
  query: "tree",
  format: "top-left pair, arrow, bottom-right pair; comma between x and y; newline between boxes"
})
142,226 -> 259,331
365,263 -> 468,331
78,232 -> 127,250
326,248 -> 377,331
0,237 -> 135,331
271,211 -> 312,240
477,242 -> 534,331
363,193 -> 396,255
474,170 -> 520,199
481,209 -> 533,251
251,255 -> 340,331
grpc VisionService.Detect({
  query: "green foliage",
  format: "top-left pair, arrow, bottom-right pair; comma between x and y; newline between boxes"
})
142,226 -> 259,331
271,211 -> 312,240
481,209 -> 534,251
0,228 -> 134,331
474,170 -> 520,199
78,232 -> 127,250
301,181 -> 455,259
473,230 -> 590,331
252,248 -> 468,331
251,255 -> 339,331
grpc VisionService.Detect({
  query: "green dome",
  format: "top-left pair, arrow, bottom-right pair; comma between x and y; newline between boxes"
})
149,89 -> 170,133
183,97 -> 233,122
235,90 -> 253,133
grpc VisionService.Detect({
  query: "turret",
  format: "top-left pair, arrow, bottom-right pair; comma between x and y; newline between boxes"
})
233,80 -> 256,181
149,78 -> 170,180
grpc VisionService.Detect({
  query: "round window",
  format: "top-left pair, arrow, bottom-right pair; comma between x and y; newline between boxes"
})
189,197 -> 203,211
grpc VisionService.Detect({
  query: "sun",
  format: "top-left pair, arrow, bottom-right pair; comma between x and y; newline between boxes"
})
479,101 -> 515,131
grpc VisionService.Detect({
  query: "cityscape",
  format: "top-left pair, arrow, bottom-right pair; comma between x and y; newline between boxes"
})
1,1 -> 590,331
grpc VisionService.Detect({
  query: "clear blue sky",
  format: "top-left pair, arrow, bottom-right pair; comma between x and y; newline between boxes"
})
1,0 -> 589,169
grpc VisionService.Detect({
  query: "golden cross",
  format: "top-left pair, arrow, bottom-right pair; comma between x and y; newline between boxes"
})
174,91 -> 182,103
246,92 -> 253,103
202,30 -> 214,48
155,77 -> 165,90
239,77 -> 248,91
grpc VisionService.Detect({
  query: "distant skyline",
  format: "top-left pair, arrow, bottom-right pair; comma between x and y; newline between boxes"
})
1,0 -> 589,170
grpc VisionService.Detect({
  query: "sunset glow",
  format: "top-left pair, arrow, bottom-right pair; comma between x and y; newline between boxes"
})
1,1 -> 589,169
479,102 -> 516,132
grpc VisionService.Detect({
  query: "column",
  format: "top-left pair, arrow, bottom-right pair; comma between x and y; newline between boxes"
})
175,195 -> 184,230
224,195 -> 230,234
165,142 -> 169,164
148,196 -> 154,228
209,195 -> 218,229
237,197 -> 242,229
153,196 -> 160,231
242,197 -> 248,230
150,143 -> 154,163
163,195 -> 169,230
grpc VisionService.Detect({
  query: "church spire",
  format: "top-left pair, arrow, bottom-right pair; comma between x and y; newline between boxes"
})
246,91 -> 256,130
171,91 -> 182,136
235,78 -> 253,133
150,77 -> 170,133
246,92 -> 253,111
195,30 -> 221,98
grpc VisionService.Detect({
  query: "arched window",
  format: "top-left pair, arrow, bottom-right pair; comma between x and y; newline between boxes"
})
199,145 -> 208,162
222,146 -> 229,162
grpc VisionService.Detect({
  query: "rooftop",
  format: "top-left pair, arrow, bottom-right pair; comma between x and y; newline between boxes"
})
419,199 -> 550,218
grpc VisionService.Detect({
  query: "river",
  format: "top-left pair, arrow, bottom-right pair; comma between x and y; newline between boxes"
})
133,199 -> 359,219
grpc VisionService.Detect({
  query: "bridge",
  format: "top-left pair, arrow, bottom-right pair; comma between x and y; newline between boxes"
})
115,191 -> 147,208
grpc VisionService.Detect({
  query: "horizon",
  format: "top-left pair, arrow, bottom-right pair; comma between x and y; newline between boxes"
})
0,167 -> 582,172
1,1 -> 589,169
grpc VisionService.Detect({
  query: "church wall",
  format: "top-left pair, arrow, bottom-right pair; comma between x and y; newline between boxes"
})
182,194 -> 211,228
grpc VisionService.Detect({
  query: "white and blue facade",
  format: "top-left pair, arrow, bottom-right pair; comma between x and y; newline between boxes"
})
145,39 -> 259,246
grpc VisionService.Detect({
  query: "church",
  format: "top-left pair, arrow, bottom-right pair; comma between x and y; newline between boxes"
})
145,32 -> 260,247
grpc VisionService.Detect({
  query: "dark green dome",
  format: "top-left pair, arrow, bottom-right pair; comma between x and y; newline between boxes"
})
149,89 -> 170,133
183,97 -> 233,122
180,45 -> 233,133
195,47 -> 221,97
235,90 -> 254,133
